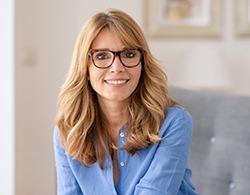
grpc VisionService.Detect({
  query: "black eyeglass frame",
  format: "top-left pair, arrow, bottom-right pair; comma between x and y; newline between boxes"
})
88,48 -> 144,69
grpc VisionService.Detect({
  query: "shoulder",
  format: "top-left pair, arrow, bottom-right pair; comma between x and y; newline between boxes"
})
166,105 -> 192,122
53,126 -> 60,143
53,126 -> 65,151
159,105 -> 193,139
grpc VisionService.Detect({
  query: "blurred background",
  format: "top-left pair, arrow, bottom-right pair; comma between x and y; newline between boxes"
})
1,0 -> 250,194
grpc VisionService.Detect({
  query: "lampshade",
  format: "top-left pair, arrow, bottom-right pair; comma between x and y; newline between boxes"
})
174,49 -> 232,92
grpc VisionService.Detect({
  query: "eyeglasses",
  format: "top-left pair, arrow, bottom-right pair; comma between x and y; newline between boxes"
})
88,49 -> 143,69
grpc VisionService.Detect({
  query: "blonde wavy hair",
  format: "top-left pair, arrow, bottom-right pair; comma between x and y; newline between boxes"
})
56,9 -> 177,168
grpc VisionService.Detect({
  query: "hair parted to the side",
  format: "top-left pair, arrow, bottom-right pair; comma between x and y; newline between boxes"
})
56,9 -> 177,169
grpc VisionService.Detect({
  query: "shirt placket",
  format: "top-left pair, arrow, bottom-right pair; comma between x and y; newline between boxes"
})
118,129 -> 126,168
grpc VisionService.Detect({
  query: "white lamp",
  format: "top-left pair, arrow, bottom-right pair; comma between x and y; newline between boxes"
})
174,49 -> 232,92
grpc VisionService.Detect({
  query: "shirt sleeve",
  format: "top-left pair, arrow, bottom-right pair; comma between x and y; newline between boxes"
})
134,109 -> 193,195
53,127 -> 83,195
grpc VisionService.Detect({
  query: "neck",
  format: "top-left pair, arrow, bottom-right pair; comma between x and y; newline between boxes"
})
98,98 -> 129,135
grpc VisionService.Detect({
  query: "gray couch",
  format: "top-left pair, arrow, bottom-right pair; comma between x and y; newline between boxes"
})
170,87 -> 250,195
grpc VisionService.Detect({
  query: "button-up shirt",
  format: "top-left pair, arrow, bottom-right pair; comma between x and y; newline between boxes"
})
54,105 -> 198,195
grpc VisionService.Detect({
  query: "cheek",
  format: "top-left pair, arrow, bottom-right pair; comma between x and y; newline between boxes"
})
135,66 -> 142,83
88,64 -> 97,79
88,72 -> 97,86
88,66 -> 104,88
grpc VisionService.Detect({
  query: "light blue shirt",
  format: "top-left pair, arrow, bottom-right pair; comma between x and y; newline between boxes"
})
54,105 -> 198,195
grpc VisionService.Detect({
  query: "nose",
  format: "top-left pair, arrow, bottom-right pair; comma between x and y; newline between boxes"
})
109,55 -> 125,73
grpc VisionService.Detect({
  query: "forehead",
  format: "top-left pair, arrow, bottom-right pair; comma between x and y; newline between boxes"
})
91,28 -> 125,50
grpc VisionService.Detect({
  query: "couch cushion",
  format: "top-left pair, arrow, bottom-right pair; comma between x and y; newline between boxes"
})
170,87 -> 250,195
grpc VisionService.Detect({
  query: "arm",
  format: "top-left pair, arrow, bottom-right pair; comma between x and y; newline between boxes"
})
53,127 -> 83,195
134,109 -> 194,195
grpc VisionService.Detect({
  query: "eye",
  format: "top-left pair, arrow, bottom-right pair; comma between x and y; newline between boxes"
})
121,50 -> 137,58
94,52 -> 111,60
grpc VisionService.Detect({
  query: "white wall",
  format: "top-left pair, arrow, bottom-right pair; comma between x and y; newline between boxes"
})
2,0 -> 250,194
14,0 -> 63,194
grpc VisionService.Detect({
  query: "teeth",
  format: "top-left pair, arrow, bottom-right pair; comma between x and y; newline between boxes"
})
106,80 -> 127,84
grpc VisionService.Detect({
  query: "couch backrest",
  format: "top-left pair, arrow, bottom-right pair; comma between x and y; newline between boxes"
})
170,87 -> 250,195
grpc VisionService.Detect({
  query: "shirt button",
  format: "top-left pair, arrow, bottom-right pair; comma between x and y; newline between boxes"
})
120,132 -> 125,137
120,162 -> 125,166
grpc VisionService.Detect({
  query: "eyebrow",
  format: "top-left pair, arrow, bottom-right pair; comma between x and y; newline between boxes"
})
91,47 -> 129,51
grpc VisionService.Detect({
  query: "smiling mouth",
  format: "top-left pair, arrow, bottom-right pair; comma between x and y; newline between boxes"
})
105,79 -> 128,85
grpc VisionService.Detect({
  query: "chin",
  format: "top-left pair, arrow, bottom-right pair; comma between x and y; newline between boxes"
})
110,96 -> 130,102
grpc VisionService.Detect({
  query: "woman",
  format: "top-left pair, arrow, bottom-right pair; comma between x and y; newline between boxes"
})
54,9 -> 198,195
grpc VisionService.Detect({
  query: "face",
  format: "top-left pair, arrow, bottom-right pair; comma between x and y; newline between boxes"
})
88,28 -> 142,106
